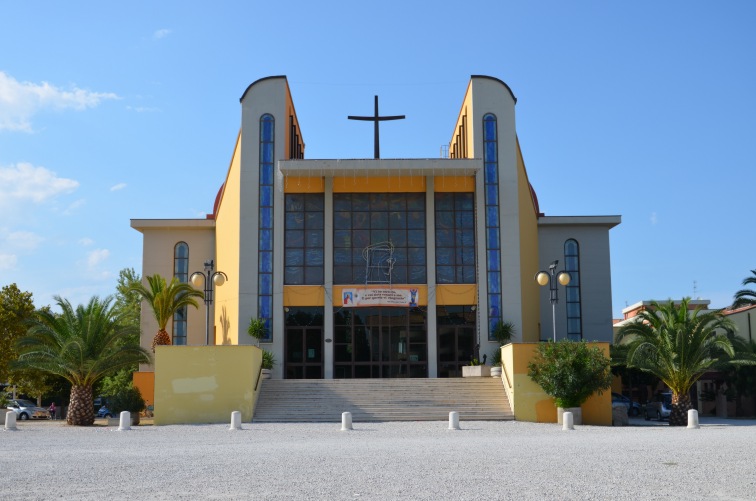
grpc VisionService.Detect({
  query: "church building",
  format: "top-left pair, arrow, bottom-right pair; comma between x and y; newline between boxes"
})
131,75 -> 620,380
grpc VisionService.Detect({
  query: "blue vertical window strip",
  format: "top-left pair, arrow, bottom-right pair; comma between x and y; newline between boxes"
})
483,114 -> 502,339
173,242 -> 189,345
258,114 -> 274,342
564,239 -> 582,341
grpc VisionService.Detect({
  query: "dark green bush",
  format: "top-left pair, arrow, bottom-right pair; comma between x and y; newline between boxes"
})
527,340 -> 612,408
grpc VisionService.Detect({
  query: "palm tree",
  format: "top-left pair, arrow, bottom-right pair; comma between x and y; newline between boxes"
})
129,274 -> 203,351
732,269 -> 756,309
13,296 -> 151,426
616,298 -> 736,426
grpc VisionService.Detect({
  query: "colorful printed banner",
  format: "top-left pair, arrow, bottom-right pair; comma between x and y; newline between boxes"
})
341,288 -> 419,308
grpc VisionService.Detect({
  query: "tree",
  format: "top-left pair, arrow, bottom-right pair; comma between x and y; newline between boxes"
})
732,269 -> 756,309
113,267 -> 142,344
13,295 -> 151,426
0,283 -> 36,383
617,298 -> 737,426
128,274 -> 203,351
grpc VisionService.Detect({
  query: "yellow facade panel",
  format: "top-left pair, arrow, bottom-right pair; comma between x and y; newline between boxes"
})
435,284 -> 477,305
433,176 -> 475,192
283,286 -> 325,306
284,177 -> 325,193
333,176 -> 425,193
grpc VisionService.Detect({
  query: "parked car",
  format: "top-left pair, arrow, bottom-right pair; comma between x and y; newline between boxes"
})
645,392 -> 673,421
97,405 -> 115,418
611,392 -> 641,417
6,399 -> 49,420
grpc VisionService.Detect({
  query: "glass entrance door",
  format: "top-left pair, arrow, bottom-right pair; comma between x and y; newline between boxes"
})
284,327 -> 323,379
334,307 -> 427,378
437,326 -> 476,377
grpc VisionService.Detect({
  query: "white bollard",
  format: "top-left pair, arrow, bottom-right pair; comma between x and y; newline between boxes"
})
229,411 -> 242,430
5,410 -> 17,430
341,412 -> 353,431
562,411 -> 574,431
687,409 -> 700,429
118,411 -> 131,431
448,411 -> 460,430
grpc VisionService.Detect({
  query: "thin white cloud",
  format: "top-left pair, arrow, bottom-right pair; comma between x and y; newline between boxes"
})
0,163 -> 78,206
79,237 -> 94,246
6,231 -> 43,250
153,28 -> 172,40
110,182 -> 127,191
0,71 -> 119,132
62,198 -> 86,216
650,212 -> 658,225
0,253 -> 17,270
126,105 -> 161,113
87,248 -> 110,269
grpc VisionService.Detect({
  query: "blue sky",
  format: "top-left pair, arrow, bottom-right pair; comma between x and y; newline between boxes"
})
1,1 -> 754,318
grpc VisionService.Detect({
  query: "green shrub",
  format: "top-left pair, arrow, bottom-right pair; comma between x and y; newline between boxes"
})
262,349 -> 276,370
109,386 -> 146,414
527,340 -> 613,408
247,317 -> 266,344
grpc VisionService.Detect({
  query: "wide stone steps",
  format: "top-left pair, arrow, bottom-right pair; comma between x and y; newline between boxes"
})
253,378 -> 513,422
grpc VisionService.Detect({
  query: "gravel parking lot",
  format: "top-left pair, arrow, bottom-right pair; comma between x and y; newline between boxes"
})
2,417 -> 755,500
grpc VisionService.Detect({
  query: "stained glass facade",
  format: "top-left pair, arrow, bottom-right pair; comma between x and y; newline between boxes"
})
258,114 -> 274,342
483,114 -> 502,340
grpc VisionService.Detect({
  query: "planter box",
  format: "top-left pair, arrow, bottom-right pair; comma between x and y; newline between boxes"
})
462,366 -> 491,377
557,407 -> 582,425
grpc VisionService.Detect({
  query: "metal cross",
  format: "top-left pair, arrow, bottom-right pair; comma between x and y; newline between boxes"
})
348,95 -> 405,159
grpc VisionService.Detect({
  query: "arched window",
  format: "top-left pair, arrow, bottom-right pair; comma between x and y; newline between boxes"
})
483,113 -> 502,339
173,242 -> 189,345
258,114 -> 274,342
564,239 -> 582,340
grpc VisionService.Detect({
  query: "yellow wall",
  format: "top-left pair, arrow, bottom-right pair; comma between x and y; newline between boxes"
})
433,176 -> 475,192
333,176 -> 425,193
284,176 -> 324,192
501,342 -> 612,425
435,284 -> 476,305
214,132 -> 243,345
284,286 -> 325,306
154,345 -> 263,425
516,140 -> 541,342
133,371 -> 155,408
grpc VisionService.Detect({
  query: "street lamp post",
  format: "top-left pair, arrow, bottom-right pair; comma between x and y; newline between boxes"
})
535,260 -> 571,342
190,259 -> 228,346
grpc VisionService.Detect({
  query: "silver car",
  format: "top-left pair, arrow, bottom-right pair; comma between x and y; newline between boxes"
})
7,399 -> 49,420
645,392 -> 673,421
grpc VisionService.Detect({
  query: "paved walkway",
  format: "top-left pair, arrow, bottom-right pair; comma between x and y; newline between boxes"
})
2,417 -> 755,500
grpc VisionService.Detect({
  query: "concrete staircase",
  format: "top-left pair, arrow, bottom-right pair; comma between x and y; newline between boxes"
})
253,378 -> 514,422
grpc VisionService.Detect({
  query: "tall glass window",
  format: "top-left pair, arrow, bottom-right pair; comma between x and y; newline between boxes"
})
564,239 -> 582,341
285,193 -> 324,285
173,242 -> 189,345
258,114 -> 274,342
333,193 -> 426,285
435,192 -> 475,284
483,113 -> 502,340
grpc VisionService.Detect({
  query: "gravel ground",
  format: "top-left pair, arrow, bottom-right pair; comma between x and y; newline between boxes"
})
2,417 -> 755,500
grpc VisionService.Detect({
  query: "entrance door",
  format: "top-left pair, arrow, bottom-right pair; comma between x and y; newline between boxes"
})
437,326 -> 475,377
284,327 -> 323,379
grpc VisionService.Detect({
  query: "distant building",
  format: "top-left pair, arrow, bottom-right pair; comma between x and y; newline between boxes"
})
132,75 -> 620,382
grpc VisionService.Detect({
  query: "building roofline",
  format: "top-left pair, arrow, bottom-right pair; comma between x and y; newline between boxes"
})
471,75 -> 517,103
538,215 -> 621,228
239,75 -> 287,103
130,219 -> 215,233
